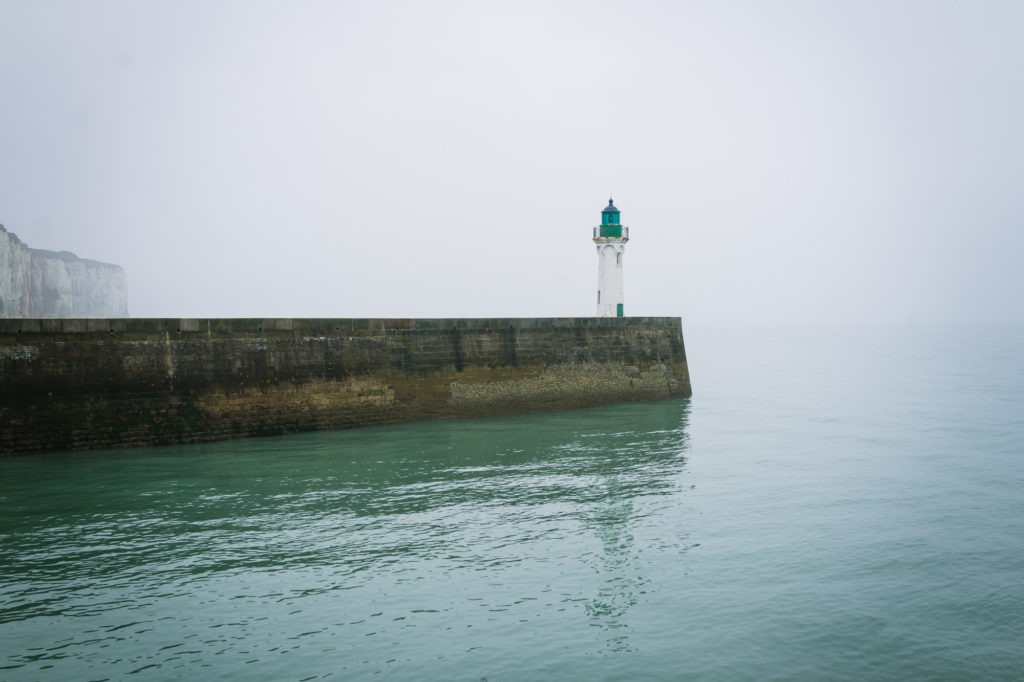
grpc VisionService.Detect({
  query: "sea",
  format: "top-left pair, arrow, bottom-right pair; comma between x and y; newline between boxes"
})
2,322 -> 1022,681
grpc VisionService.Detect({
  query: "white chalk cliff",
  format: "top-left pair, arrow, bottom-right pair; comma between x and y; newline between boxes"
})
0,224 -> 128,318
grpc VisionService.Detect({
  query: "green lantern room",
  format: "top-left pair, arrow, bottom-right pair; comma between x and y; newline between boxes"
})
599,199 -> 623,238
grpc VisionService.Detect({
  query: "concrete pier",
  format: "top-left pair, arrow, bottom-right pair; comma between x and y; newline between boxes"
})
0,317 -> 691,454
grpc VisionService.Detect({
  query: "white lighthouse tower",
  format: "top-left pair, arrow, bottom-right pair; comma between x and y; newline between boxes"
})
593,198 -> 629,317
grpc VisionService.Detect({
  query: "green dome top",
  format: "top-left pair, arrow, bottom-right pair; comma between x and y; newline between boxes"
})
602,198 -> 619,213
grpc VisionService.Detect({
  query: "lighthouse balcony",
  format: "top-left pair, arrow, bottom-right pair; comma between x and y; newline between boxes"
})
594,226 -> 628,239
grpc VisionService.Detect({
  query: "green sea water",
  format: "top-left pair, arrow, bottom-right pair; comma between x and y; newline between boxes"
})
2,323 -> 1023,680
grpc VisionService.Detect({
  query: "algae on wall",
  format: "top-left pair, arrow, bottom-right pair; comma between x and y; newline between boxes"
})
0,224 -> 127,318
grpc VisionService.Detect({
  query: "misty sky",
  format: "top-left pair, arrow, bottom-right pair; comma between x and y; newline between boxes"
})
1,0 -> 1021,325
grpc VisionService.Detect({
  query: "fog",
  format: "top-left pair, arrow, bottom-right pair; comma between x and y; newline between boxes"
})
2,0 -> 1022,325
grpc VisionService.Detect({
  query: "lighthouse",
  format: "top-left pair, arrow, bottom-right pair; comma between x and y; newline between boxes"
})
593,198 -> 629,317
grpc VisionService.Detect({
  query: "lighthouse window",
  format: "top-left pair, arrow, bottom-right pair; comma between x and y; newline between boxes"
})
616,252 -> 622,266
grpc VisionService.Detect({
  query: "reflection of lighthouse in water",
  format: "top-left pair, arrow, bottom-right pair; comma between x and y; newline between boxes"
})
584,481 -> 644,652
580,401 -> 694,652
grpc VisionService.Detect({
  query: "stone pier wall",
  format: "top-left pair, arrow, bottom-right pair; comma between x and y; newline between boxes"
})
0,317 -> 691,455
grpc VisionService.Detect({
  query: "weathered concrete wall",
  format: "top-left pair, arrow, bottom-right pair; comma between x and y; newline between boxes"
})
0,317 -> 691,455
0,224 -> 128,318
